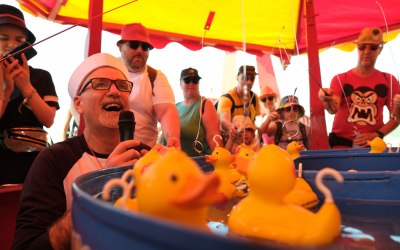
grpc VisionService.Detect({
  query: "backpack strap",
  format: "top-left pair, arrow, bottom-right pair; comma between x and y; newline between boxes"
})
219,91 -> 257,120
274,121 -> 283,145
221,93 -> 236,115
147,65 -> 157,96
299,123 -> 308,148
201,97 -> 206,115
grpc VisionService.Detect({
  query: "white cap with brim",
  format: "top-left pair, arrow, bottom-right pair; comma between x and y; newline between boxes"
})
68,53 -> 128,99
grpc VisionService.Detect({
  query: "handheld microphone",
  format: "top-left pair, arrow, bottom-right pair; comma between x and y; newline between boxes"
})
118,111 -> 135,142
118,111 -> 151,151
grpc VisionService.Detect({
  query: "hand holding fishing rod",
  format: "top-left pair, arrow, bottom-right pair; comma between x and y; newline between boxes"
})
393,94 -> 400,122
318,87 -> 340,114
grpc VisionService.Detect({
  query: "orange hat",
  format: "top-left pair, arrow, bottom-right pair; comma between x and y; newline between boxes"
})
260,86 -> 277,99
355,27 -> 385,45
117,23 -> 154,49
232,115 -> 257,132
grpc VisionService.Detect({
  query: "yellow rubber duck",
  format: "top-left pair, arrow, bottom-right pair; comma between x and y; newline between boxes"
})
286,141 -> 304,160
205,146 -> 246,200
284,163 -> 319,209
228,144 -> 343,246
367,137 -> 386,153
133,148 -> 161,185
136,149 -> 223,231
231,144 -> 256,177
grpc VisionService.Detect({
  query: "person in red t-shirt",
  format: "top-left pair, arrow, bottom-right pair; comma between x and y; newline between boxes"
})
319,27 -> 400,148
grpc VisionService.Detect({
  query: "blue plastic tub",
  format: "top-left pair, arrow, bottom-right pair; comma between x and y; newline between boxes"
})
295,149 -> 400,171
72,158 -> 400,249
72,166 -> 276,250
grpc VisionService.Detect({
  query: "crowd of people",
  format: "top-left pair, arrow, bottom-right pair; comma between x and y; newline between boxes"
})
1,3 -> 400,249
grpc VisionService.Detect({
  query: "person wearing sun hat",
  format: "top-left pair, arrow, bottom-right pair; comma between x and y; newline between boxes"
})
226,115 -> 260,153
0,4 -> 59,184
260,95 -> 310,149
319,27 -> 399,148
259,85 -> 279,145
117,23 -> 180,149
13,53 -> 150,250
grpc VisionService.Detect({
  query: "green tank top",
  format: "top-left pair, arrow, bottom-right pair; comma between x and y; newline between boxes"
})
176,97 -> 211,157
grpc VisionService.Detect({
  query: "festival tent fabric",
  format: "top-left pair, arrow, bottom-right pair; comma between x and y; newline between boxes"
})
16,0 -> 400,149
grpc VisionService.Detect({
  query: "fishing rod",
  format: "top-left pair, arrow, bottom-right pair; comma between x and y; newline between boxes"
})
0,0 -> 138,63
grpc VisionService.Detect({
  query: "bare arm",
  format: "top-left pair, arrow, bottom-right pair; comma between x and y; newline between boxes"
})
259,111 -> 279,135
394,94 -> 400,122
318,88 -> 341,114
353,118 -> 399,147
5,55 -> 56,127
49,211 -> 72,250
201,99 -> 223,151
154,103 -> 181,148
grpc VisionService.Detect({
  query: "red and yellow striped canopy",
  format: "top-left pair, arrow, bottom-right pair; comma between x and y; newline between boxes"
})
17,0 -> 400,56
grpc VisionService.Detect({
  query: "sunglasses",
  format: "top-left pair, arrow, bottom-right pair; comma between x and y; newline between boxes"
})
128,41 -> 152,51
357,44 -> 381,51
283,106 -> 300,112
241,75 -> 255,82
79,78 -> 133,95
261,96 -> 275,102
182,77 -> 200,84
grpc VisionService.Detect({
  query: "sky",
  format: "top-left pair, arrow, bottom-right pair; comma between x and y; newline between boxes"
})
6,0 -> 400,145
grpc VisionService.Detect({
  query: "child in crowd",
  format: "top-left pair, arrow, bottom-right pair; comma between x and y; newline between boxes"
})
225,115 -> 260,153
260,95 -> 310,149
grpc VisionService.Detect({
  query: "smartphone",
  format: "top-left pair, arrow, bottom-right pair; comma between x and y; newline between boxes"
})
3,41 -> 37,65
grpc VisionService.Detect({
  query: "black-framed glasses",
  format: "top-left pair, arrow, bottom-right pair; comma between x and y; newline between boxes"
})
357,44 -> 381,51
261,96 -> 275,102
79,78 -> 133,95
182,77 -> 200,84
128,41 -> 152,51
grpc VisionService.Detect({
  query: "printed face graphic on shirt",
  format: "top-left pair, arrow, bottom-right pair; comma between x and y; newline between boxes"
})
345,84 -> 387,126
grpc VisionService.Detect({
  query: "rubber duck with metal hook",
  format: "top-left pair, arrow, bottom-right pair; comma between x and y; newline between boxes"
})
228,144 -> 343,246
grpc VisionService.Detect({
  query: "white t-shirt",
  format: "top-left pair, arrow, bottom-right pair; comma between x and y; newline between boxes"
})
127,65 -> 175,146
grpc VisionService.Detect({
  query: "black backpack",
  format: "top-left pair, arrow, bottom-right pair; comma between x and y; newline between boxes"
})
274,121 -> 308,148
215,91 -> 257,120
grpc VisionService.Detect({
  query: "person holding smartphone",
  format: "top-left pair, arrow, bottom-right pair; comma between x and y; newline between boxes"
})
0,4 -> 59,184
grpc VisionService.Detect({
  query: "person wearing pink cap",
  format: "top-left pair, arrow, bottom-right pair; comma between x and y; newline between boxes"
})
117,23 -> 180,148
319,27 -> 399,148
13,53 -> 147,250
0,4 -> 59,184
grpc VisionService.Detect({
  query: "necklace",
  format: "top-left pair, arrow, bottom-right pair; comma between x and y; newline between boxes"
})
87,144 -> 104,169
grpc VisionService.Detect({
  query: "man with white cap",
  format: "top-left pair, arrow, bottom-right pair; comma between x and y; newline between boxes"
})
319,27 -> 399,148
117,23 -> 180,148
13,53 -> 144,250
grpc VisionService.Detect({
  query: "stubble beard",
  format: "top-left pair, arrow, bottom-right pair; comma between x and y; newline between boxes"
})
99,113 -> 119,129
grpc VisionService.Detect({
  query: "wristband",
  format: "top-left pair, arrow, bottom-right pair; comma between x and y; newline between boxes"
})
376,130 -> 385,139
18,89 -> 37,113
